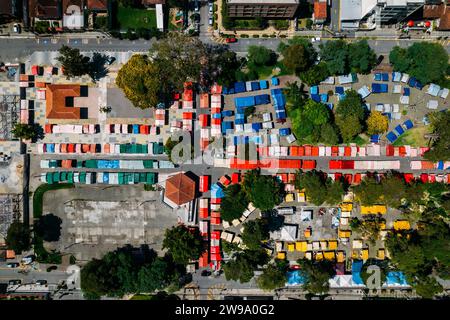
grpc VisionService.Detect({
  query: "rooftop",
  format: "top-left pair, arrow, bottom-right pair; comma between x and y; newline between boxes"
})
45,84 -> 82,119
87,0 -> 107,10
165,173 -> 196,206
314,0 -> 328,20
29,0 -> 62,19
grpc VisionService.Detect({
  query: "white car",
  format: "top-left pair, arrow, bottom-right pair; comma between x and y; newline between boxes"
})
209,17 -> 213,26
13,24 -> 21,33
209,3 -> 213,14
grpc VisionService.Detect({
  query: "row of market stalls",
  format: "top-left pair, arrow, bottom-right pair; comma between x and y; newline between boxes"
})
36,142 -> 165,155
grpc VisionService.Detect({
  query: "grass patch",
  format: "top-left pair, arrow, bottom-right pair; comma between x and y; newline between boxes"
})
130,294 -> 154,300
349,135 -> 369,146
392,126 -> 430,147
33,183 -> 74,264
117,6 -> 157,30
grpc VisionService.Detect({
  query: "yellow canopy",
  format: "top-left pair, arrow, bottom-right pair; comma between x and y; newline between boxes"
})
362,249 -> 369,260
296,241 -> 308,252
352,249 -> 360,259
277,252 -> 286,260
297,192 -> 306,202
337,251 -> 345,263
339,230 -> 351,238
361,205 -> 387,214
285,193 -> 294,202
304,228 -> 311,238
394,220 -> 411,230
324,251 -> 336,260
328,240 -> 338,250
315,252 -> 324,261
287,243 -> 295,252
340,202 -> 353,212
377,249 -> 385,260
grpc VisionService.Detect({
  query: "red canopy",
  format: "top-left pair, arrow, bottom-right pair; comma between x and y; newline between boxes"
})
407,20 -> 414,27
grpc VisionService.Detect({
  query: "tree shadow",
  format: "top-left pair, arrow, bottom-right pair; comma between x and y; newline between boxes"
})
35,213 -> 62,242
32,123 -> 44,141
89,52 -> 109,83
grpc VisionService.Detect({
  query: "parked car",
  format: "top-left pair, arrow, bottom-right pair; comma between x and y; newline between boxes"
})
226,37 -> 237,43
208,17 -> 213,26
201,270 -> 212,277
106,56 -> 116,65
36,280 -> 47,285
21,255 -> 35,265
209,3 -> 213,14
46,265 -> 58,272
6,262 -> 19,268
9,279 -> 21,285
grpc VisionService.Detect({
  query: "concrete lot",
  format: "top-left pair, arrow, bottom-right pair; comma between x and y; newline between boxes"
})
0,153 -> 23,194
42,185 -> 178,261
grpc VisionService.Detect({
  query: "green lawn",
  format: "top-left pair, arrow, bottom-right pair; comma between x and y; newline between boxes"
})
117,6 -> 157,30
130,294 -> 154,300
392,126 -> 430,147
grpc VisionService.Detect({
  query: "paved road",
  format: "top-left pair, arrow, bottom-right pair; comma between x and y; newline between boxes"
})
1,36 -> 449,62
330,0 -> 340,31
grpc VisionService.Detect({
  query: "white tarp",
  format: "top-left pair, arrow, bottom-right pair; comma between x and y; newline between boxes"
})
156,4 -> 164,31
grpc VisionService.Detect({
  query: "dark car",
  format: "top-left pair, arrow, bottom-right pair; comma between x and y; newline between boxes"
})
201,270 -> 212,277
226,37 -> 237,43
36,280 -> 47,285
106,56 -> 116,65
46,265 -> 58,272
8,279 -> 21,285
6,262 -> 19,268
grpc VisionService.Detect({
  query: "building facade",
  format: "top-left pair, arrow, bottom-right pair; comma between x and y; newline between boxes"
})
226,0 -> 300,19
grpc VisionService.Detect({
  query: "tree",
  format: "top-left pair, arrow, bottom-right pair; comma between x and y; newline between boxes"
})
353,175 -> 384,205
381,174 -> 408,208
241,219 -> 269,250
88,52 -> 108,83
11,123 -> 38,140
389,42 -> 449,84
247,46 -> 276,66
350,216 -> 384,245
116,55 -> 161,109
242,169 -> 283,211
299,62 -> 331,86
348,40 -> 377,74
56,45 -> 91,79
220,184 -> 250,222
319,40 -> 349,75
34,213 -> 62,242
366,111 -> 389,135
413,276 -> 443,299
297,259 -> 335,295
282,44 -> 313,75
335,90 -> 366,142
284,81 -> 308,107
6,221 -> 30,254
320,123 -> 340,145
167,0 -> 187,8
162,225 -> 203,265
324,179 -> 346,205
295,170 -> 327,205
423,111 -> 450,161
257,264 -> 286,291
223,249 -> 269,283
137,258 -> 169,293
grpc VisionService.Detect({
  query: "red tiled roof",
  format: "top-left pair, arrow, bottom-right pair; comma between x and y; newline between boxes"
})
165,173 -> 196,205
314,1 -> 327,20
87,0 -> 107,10
45,84 -> 81,119
424,3 -> 450,30
29,0 -> 61,19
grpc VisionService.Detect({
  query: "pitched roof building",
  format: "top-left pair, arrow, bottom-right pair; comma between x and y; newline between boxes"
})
29,0 -> 63,20
87,0 -> 107,11
165,173 -> 196,206
313,0 -> 328,23
45,84 -> 82,119
423,2 -> 450,30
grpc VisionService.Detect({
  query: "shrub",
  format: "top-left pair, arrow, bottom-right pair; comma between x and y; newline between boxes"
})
240,34 -> 249,38
252,34 -> 259,38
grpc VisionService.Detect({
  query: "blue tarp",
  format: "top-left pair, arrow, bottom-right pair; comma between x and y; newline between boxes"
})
252,123 -> 262,131
271,77 -> 279,86
394,124 -> 405,136
259,80 -> 268,89
286,270 -> 306,286
102,172 -> 109,183
310,86 -> 319,95
222,121 -> 233,134
254,94 -> 270,105
98,160 -> 120,169
211,183 -> 225,198
320,94 -> 328,103
386,131 -> 398,143
437,161 -> 444,170
351,260 -> 364,285
386,272 -> 408,286
234,82 -> 246,93
275,110 -> 287,119
382,73 -> 389,81
403,119 -> 413,129
372,83 -> 388,93
236,113 -> 245,119
212,113 -> 221,119
132,124 -> 139,134
374,73 -> 382,81
235,118 -> 245,125
222,110 -> 233,117
403,87 -> 410,96
233,136 -> 249,145
271,88 -> 286,109
235,96 -> 255,108
415,80 -> 423,90
370,134 -> 380,143
279,128 -> 290,136
311,94 -> 321,102
251,136 -> 262,144
223,87 -> 229,95
47,144 -> 55,153
335,87 -> 344,95
251,82 -> 260,91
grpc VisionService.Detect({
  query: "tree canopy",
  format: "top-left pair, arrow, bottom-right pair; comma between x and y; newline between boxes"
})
241,219 -> 269,251
57,45 -> 91,79
335,90 -> 366,142
257,263 -> 286,291
115,55 -> 161,109
366,111 -> 389,135
295,170 -> 346,205
297,259 -> 335,295
423,110 -> 450,161
223,249 -> 269,283
389,42 -> 449,84
242,169 -> 284,211
247,45 -> 277,67
162,225 -> 203,265
220,184 -> 250,222
6,221 -> 31,254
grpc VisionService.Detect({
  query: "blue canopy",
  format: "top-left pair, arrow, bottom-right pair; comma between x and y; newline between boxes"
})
98,160 -> 120,169
382,73 -> 389,81
235,118 -> 245,125
374,73 -> 382,81
235,96 -> 255,108
370,134 -> 380,143
102,172 -> 109,183
254,94 -> 270,105
386,272 -> 408,286
251,82 -> 260,91
335,86 -> 344,95
408,77 -> 417,88
403,87 -> 410,96
271,77 -> 279,86
234,82 -> 246,93
279,128 -> 290,136
275,110 -> 287,119
437,161 -> 444,170
352,260 -> 363,273
259,80 -> 268,89
222,110 -> 233,117
320,94 -> 328,103
271,88 -> 286,109
212,113 -> 221,119
211,183 -> 225,198
310,86 -> 319,95
386,131 -> 398,143
222,121 -> 233,134
403,119 -> 413,129
286,270 -> 306,285
133,124 -> 139,134
394,124 -> 405,136
311,94 -> 321,102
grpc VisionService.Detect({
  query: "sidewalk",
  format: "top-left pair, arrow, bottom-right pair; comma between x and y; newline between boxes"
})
0,31 -> 110,40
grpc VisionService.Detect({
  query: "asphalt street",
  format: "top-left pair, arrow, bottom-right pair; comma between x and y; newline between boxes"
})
0,37 -> 449,62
